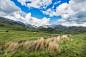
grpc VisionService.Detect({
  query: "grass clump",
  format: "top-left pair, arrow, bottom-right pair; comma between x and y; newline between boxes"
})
3,35 -> 70,57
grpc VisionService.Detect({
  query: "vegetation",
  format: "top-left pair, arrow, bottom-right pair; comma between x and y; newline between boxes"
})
0,27 -> 86,57
0,17 -> 86,57
37,27 -> 55,33
0,27 -> 58,44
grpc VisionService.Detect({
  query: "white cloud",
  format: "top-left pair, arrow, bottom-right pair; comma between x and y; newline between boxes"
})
60,0 -> 86,26
42,8 -> 56,17
69,0 -> 86,12
0,0 -> 20,13
42,0 -> 86,26
53,0 -> 61,5
17,0 -> 52,9
4,12 -> 50,26
0,0 -> 21,17
61,22 -> 86,27
56,19 -> 65,23
57,0 -> 61,4
52,6 -> 54,8
0,0 -> 50,26
42,3 -> 69,17
42,0 -> 86,17
55,3 -> 69,16
42,0 -> 62,16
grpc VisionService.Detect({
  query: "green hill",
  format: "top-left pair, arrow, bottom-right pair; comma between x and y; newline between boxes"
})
0,17 -> 26,30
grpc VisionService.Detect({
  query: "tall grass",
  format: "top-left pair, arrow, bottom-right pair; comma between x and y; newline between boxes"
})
4,35 -> 70,54
1,34 -> 86,57
5,41 -> 19,50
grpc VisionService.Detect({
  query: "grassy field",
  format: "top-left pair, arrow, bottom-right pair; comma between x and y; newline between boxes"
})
0,27 -> 58,44
0,27 -> 86,57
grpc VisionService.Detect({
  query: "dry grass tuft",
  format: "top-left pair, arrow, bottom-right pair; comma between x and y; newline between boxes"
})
31,40 -> 39,48
51,37 -> 56,41
44,38 -> 51,48
48,42 -> 59,51
71,39 -> 73,41
12,42 -> 19,49
18,42 -> 24,48
26,41 -> 33,51
23,40 -> 30,47
61,35 -> 69,40
55,36 -> 60,42
5,42 -> 11,49
67,39 -> 69,41
58,48 -> 61,55
19,40 -> 34,50
35,38 -> 44,50
4,35 -> 71,53
5,41 -> 19,50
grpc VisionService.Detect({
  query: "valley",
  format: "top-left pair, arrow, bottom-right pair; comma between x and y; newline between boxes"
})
0,17 -> 86,57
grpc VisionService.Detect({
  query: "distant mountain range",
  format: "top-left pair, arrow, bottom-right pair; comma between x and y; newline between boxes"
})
0,17 -> 86,32
0,17 -> 26,26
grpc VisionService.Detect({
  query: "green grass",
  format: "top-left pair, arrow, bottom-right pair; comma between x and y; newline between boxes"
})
0,27 -> 86,57
58,34 -> 86,57
0,27 -> 58,44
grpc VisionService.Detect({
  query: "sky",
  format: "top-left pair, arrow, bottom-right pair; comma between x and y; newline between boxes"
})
0,0 -> 86,27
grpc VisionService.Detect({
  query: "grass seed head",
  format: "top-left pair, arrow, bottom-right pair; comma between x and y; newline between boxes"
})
12,42 -> 19,49
48,42 -> 59,51
61,35 -> 69,40
56,36 -> 60,42
5,42 -> 11,49
44,38 -> 51,48
5,41 -> 19,50
71,39 -> 73,41
35,38 -> 44,51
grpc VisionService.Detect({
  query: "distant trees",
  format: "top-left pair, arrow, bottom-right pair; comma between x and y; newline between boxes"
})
47,27 -> 54,33
78,30 -> 86,33
56,30 -> 62,34
37,27 -> 55,33
14,26 -> 26,31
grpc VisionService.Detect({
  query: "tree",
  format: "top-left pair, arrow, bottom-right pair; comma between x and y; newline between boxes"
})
47,27 -> 54,33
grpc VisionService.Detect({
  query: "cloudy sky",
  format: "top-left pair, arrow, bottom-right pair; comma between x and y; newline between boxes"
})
0,0 -> 86,27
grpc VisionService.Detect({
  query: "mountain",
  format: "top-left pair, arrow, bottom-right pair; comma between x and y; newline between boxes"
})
0,17 -> 28,31
25,24 -> 38,29
0,17 -> 39,29
0,17 -> 26,26
1,17 -> 86,33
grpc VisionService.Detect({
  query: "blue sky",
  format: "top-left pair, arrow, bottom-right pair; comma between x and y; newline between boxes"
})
11,0 -> 68,24
0,0 -> 86,26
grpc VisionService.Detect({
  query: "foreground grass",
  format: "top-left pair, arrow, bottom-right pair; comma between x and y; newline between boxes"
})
0,27 -> 86,57
58,34 -> 86,57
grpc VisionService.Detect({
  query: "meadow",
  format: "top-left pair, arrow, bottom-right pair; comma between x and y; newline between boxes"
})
0,27 -> 86,57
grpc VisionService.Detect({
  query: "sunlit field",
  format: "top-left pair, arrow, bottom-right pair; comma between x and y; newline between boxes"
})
0,27 -> 86,57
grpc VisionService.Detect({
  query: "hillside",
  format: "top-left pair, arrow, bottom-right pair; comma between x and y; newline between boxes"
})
0,17 -> 25,30
0,17 -> 86,57
0,17 -> 26,26
0,17 -> 37,32
1,17 -> 86,34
